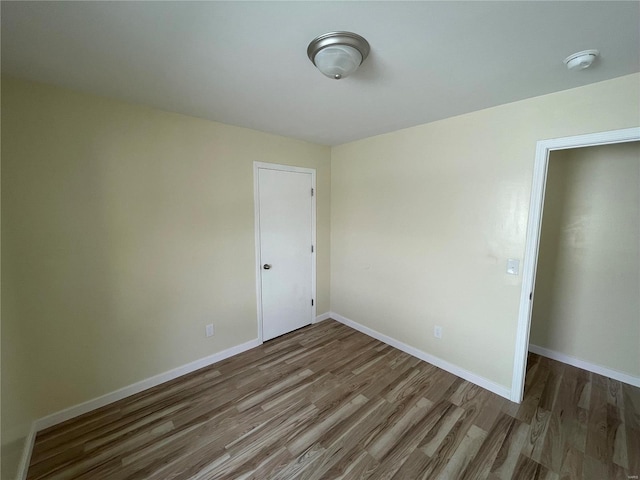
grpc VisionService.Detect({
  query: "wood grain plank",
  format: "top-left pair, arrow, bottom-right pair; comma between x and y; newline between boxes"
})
434,424 -> 487,480
559,446 -> 583,480
390,447 -> 431,480
584,373 -> 609,464
417,400 -> 485,479
489,417 -> 530,480
460,412 -> 515,480
521,407 -> 552,463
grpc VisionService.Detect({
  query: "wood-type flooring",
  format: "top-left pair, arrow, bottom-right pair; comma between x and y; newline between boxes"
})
28,320 -> 640,479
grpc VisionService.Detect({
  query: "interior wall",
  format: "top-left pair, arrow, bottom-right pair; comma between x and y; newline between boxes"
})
331,73 -> 640,391
2,71 -> 639,478
0,76 -> 331,477
530,143 -> 639,377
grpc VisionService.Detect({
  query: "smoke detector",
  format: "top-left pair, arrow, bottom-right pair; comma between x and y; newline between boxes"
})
564,50 -> 599,70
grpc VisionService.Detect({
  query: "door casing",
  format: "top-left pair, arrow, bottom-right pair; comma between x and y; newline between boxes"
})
511,127 -> 640,402
253,162 -> 317,343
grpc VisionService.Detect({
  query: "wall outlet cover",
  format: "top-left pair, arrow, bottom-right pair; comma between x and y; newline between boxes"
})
434,326 -> 443,339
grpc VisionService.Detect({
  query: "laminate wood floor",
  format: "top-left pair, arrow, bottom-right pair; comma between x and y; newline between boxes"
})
28,320 -> 640,479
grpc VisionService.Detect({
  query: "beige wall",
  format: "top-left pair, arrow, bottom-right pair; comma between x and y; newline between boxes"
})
530,143 -> 639,377
0,77 -> 331,476
2,72 -> 639,478
331,73 -> 640,391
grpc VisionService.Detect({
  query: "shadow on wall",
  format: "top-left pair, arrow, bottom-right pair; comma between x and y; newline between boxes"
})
531,151 -> 572,349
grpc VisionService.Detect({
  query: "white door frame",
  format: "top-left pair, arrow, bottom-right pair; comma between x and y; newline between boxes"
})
253,162 -> 317,343
510,127 -> 640,402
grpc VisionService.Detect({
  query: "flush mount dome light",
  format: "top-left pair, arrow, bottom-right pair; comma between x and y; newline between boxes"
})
564,49 -> 599,70
307,31 -> 370,80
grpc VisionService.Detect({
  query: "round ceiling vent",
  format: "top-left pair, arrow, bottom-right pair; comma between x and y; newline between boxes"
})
564,50 -> 599,70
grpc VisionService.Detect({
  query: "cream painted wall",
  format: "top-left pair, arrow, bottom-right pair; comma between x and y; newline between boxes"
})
1,77 -> 330,476
530,143 -> 639,377
331,73 -> 640,391
2,72 -> 640,478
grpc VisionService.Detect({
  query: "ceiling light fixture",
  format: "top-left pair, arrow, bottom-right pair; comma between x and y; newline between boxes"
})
307,31 -> 370,80
563,49 -> 599,70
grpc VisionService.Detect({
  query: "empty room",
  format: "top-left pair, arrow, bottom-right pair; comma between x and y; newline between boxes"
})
1,2 -> 639,479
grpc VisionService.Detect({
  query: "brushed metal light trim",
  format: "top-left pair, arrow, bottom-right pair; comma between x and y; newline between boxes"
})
307,31 -> 370,66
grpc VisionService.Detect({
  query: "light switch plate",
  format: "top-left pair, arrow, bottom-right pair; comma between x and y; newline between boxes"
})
507,258 -> 519,275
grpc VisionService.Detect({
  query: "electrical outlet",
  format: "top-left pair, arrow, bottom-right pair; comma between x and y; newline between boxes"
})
434,326 -> 442,339
205,324 -> 214,337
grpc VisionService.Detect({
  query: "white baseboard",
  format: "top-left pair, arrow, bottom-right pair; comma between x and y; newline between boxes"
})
313,312 -> 332,323
331,312 -> 511,400
33,338 -> 261,432
16,424 -> 37,480
529,344 -> 640,388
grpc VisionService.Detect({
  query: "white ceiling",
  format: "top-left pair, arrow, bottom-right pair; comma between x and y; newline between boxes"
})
2,1 -> 639,146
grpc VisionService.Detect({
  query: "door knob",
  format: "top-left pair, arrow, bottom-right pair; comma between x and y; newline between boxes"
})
263,264 -> 272,270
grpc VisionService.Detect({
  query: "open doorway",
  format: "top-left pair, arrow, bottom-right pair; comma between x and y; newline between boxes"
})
512,127 -> 640,403
528,142 -> 639,383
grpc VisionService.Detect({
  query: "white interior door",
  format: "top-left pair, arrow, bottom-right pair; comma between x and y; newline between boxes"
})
255,163 -> 315,341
